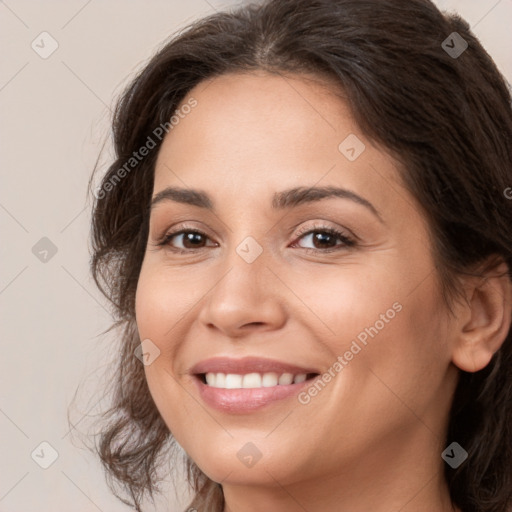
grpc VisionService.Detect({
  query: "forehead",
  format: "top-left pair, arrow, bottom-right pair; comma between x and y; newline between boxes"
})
155,71 -> 355,167
185,70 -> 346,119
152,71 -> 403,214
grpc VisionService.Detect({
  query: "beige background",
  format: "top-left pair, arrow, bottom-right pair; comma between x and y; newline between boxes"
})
1,1 -> 511,510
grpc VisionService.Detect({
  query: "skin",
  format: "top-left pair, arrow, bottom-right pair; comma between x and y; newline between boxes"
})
135,71 -> 511,512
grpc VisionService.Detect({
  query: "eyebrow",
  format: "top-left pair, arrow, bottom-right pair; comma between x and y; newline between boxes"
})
150,185 -> 383,222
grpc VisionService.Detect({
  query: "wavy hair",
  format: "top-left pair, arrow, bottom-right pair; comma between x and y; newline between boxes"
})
88,0 -> 512,510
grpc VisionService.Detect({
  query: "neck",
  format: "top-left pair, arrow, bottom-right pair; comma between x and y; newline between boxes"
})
223,471 -> 456,512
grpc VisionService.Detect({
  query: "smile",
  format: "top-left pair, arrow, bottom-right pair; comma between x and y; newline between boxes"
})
190,357 -> 320,413
202,372 -> 313,388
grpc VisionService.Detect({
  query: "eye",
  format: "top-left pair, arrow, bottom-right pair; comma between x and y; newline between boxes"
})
158,229 -> 217,253
291,224 -> 356,253
156,223 -> 356,254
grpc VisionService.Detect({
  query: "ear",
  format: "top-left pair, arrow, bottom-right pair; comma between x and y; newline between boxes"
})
451,260 -> 512,373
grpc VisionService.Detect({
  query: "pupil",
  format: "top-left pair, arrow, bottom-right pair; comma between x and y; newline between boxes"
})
314,232 -> 334,248
185,232 -> 204,247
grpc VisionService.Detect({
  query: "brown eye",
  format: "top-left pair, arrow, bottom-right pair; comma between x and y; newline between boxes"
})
177,231 -> 208,249
303,231 -> 339,249
161,229 -> 216,252
294,227 -> 355,252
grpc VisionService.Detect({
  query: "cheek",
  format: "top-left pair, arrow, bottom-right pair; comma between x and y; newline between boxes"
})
280,260 -> 408,350
135,274 -> 167,342
135,261 -> 196,346
134,266 -> 182,407
292,258 -> 450,404
291,272 -> 450,468
134,262 -> 203,427
347,272 -> 451,413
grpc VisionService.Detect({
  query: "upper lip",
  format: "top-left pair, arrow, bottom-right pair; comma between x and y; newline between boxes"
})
190,356 -> 320,375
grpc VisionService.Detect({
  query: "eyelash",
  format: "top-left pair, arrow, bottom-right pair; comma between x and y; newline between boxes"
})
156,223 -> 356,255
292,224 -> 356,253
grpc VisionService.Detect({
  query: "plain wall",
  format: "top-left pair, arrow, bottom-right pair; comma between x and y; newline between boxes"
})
1,0 -> 511,510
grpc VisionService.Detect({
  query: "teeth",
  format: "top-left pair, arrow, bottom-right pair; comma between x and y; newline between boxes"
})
278,373 -> 294,385
242,373 -> 262,388
216,372 -> 226,388
203,372 -> 310,389
293,373 -> 307,384
262,372 -> 278,387
225,374 -> 243,389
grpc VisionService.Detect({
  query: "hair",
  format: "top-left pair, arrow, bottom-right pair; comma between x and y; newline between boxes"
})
88,0 -> 512,511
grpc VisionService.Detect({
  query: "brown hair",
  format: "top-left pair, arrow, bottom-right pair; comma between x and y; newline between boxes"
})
88,0 -> 512,510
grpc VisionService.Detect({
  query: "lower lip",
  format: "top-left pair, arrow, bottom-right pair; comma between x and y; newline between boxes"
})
194,376 -> 312,413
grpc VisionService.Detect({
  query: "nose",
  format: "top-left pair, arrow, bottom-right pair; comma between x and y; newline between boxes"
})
197,251 -> 287,338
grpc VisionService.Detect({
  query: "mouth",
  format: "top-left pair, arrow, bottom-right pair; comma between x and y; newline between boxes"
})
197,371 -> 318,388
190,357 -> 320,413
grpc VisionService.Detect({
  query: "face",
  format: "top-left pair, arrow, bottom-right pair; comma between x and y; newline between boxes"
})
135,71 -> 458,488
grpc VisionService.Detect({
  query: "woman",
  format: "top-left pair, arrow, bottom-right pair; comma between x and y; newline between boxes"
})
89,0 -> 512,510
